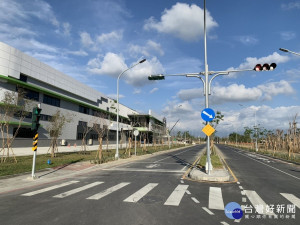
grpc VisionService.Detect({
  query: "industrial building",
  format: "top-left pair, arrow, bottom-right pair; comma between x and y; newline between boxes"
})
0,42 -> 166,147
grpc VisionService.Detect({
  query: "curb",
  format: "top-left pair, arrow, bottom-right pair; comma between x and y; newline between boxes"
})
185,145 -> 237,183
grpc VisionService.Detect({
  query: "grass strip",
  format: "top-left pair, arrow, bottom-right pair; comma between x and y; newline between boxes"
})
198,153 -> 223,169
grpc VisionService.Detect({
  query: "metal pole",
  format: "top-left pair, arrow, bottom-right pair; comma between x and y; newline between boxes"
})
32,150 -> 36,178
255,110 -> 258,152
204,0 -> 211,174
135,135 -> 137,156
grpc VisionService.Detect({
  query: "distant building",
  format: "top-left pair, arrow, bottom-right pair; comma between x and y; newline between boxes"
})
0,42 -> 166,147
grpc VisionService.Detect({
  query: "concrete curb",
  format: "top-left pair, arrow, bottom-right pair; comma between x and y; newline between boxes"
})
187,145 -> 231,182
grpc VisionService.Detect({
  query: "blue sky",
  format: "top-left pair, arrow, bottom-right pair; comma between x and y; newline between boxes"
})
1,0 -> 300,137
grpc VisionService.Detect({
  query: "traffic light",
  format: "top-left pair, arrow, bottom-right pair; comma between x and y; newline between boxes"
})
254,63 -> 276,71
31,107 -> 42,131
148,75 -> 165,80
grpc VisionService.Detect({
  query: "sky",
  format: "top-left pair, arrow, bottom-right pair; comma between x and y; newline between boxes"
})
1,0 -> 300,137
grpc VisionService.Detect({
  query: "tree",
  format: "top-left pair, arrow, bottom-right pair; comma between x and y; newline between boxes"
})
47,110 -> 72,157
0,88 -> 29,163
92,112 -> 109,163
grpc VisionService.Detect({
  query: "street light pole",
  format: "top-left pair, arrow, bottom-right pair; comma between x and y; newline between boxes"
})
203,0 -> 212,174
279,48 -> 300,56
115,59 -> 146,160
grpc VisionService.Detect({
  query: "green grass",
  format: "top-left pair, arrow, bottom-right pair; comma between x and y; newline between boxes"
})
0,144 -> 186,177
198,153 -> 223,169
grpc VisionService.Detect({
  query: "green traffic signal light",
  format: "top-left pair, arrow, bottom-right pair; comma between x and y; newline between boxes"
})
31,107 -> 42,131
148,75 -> 165,80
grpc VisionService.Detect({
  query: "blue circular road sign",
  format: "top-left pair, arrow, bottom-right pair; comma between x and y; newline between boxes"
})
201,108 -> 215,122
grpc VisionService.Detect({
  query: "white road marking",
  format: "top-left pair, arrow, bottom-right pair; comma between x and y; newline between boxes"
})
87,182 -> 130,200
146,164 -> 160,168
191,197 -> 200,203
164,185 -> 189,206
234,150 -> 300,180
241,191 -> 245,195
123,183 -> 158,203
237,182 -> 240,184
234,219 -> 241,223
244,190 -> 275,215
242,197 -> 247,202
53,182 -> 103,198
180,180 -> 184,184
280,193 -> 300,209
186,190 -> 191,195
220,222 -> 230,225
22,181 -> 79,196
239,186 -> 243,189
202,207 -> 214,215
209,187 -> 224,210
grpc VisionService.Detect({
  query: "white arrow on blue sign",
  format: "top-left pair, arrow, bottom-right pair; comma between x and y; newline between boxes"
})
201,108 -> 215,122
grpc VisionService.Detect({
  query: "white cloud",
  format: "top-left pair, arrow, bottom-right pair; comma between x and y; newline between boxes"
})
176,80 -> 295,103
144,3 -> 218,42
97,30 -> 123,44
149,88 -> 158,94
280,31 -> 296,40
235,35 -> 258,45
129,40 -> 164,58
80,32 -> 94,48
87,53 -> 164,87
281,2 -> 300,10
67,50 -> 88,56
133,88 -> 141,94
87,52 -> 127,76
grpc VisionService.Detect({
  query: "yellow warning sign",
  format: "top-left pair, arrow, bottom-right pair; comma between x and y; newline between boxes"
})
202,124 -> 215,136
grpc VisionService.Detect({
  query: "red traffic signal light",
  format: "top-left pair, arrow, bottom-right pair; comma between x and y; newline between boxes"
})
254,63 -> 276,71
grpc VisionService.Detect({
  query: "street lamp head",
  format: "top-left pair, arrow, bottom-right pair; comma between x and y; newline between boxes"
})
279,48 -> 289,53
139,59 -> 146,64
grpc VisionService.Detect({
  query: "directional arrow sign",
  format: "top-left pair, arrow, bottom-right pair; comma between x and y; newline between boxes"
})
201,108 -> 215,122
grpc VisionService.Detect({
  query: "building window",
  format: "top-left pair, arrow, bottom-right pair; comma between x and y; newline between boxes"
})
24,89 -> 39,101
77,133 -> 83,140
101,97 -> 108,103
43,94 -> 60,107
78,121 -> 87,127
90,134 -> 98,140
40,114 -> 52,121
13,127 -> 34,138
79,105 -> 89,114
19,74 -> 27,82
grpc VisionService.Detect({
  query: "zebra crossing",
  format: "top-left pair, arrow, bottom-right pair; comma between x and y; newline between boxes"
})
21,180 -> 300,212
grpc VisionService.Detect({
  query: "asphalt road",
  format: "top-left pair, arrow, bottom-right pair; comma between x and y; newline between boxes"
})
0,144 -> 299,225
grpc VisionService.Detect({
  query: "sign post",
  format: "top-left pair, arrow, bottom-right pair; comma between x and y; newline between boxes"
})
133,129 -> 139,156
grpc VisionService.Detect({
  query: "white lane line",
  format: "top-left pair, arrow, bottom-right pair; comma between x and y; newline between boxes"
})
186,190 -> 191,195
209,187 -> 224,210
164,185 -> 189,206
53,182 -> 103,198
239,186 -> 243,189
180,180 -> 184,184
233,150 -> 300,180
237,182 -> 240,184
202,207 -> 214,215
123,183 -> 158,203
181,165 -> 187,171
22,181 -> 79,196
87,182 -> 130,200
234,219 -> 241,223
241,191 -> 245,196
103,168 -> 183,173
242,197 -> 247,202
220,222 -> 230,225
191,197 -> 200,203
244,190 -> 275,215
280,193 -> 300,209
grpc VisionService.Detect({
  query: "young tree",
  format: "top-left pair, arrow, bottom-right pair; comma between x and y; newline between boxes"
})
47,110 -> 72,157
0,88 -> 29,163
